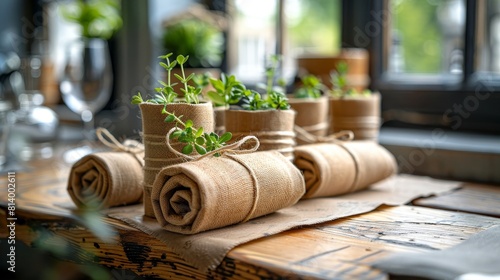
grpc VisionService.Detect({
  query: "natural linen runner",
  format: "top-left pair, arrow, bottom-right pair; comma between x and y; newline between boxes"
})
68,152 -> 144,208
108,174 -> 460,272
151,150 -> 305,234
294,141 -> 397,199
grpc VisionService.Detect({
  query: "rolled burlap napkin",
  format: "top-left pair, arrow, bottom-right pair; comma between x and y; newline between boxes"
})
68,152 -> 144,208
294,141 -> 397,199
151,150 -> 305,234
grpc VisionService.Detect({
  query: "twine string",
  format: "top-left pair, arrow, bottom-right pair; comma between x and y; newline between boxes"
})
96,127 -> 145,165
294,125 -> 354,144
165,127 -> 260,161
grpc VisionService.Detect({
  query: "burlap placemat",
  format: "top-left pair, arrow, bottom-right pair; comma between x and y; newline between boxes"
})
371,225 -> 500,280
108,174 -> 460,272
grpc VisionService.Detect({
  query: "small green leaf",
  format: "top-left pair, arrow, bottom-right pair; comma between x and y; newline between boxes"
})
219,132 -> 232,143
159,62 -> 169,70
195,127 -> 204,138
195,144 -> 207,155
185,119 -> 193,128
176,55 -> 186,65
164,114 -> 175,123
170,130 -> 182,139
182,144 -> 193,154
174,73 -> 184,82
185,73 -> 195,82
207,91 -> 226,105
195,136 -> 205,145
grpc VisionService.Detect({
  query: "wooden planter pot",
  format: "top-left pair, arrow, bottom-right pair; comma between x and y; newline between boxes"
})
139,102 -> 214,217
224,110 -> 296,160
328,93 -> 381,141
288,96 -> 329,145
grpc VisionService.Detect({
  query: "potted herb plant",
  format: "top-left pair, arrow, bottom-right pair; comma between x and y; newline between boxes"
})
131,53 -> 214,217
288,74 -> 329,145
223,55 -> 296,160
328,62 -> 381,141
206,73 -> 246,134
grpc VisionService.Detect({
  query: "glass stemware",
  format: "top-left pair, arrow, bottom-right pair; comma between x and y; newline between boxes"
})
60,38 -> 113,141
59,38 -> 113,162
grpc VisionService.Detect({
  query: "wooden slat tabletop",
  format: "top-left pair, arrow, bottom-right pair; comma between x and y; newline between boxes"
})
413,182 -> 500,217
1,151 -> 500,279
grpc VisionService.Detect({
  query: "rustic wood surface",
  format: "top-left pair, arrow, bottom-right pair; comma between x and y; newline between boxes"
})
413,182 -> 500,217
1,150 -> 500,279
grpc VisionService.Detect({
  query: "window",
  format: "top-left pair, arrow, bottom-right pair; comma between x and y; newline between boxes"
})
228,0 -> 341,84
353,0 -> 500,134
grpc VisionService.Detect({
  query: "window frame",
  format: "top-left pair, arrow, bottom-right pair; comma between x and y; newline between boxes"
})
343,0 -> 500,134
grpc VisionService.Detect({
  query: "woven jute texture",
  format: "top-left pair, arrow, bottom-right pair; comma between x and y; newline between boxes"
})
68,152 -> 144,208
139,102 -> 214,217
294,141 -> 397,199
328,93 -> 381,141
151,150 -> 305,234
224,110 -> 296,160
289,96 -> 329,145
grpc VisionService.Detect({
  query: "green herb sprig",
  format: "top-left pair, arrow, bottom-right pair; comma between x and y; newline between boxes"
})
131,53 -> 206,105
330,62 -> 371,97
294,74 -> 324,99
164,110 -> 232,155
207,73 -> 246,106
240,54 -> 290,110
174,55 -> 202,104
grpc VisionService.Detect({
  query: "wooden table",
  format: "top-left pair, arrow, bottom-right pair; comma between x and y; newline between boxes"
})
1,150 -> 500,279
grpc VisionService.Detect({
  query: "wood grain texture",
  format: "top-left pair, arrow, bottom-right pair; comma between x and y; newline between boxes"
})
1,154 -> 500,279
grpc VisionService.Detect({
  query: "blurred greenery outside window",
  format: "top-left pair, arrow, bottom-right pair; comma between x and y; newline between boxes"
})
385,0 -> 500,77
373,0 -> 500,134
229,0 -> 341,83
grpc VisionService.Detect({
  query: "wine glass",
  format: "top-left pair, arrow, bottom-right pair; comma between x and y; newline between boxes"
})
60,38 -> 113,161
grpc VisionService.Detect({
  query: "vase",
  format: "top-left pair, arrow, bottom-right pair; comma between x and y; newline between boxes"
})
139,102 -> 214,217
224,109 -> 296,161
328,93 -> 381,141
288,96 -> 329,145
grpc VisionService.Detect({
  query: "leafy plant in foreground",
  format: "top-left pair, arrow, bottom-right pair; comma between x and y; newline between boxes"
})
163,111 -> 232,156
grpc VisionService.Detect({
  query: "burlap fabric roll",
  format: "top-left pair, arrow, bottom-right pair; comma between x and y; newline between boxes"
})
151,150 -> 305,234
224,110 -> 296,161
328,93 -> 381,141
294,140 -> 397,199
288,96 -> 329,145
68,152 -> 144,209
139,102 -> 214,217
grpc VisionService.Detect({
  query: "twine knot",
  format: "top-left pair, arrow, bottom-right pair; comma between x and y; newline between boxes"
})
165,127 -> 260,161
96,127 -> 145,155
294,125 -> 354,144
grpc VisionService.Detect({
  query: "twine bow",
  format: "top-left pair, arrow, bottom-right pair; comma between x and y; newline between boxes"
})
294,125 -> 354,144
165,127 -> 260,161
96,127 -> 145,165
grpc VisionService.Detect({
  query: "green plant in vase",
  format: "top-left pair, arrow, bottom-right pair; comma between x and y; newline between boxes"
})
131,53 -> 215,217
327,62 -> 381,141
329,62 -> 371,98
224,54 -> 296,160
294,74 -> 324,99
289,73 -> 330,144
